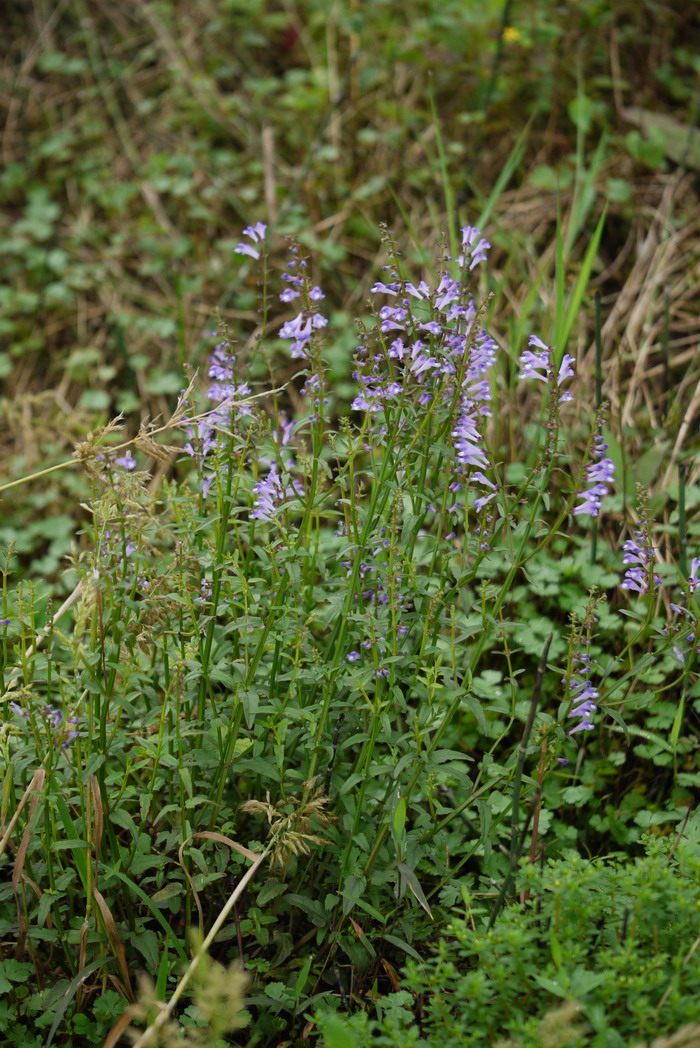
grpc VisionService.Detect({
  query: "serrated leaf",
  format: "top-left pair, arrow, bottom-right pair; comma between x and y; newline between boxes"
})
321,1014 -> 359,1048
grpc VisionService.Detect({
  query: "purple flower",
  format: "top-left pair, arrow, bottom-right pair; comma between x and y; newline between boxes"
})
519,336 -> 575,403
351,389 -> 381,412
183,419 -> 218,464
405,280 -> 431,300
280,288 -> 300,303
452,405 -> 488,470
235,222 -> 267,260
98,530 -> 137,559
573,436 -> 615,518
567,651 -> 599,734
379,305 -> 409,333
183,337 -> 253,495
44,706 -> 63,728
463,330 -> 497,413
435,274 -> 462,312
234,242 -> 260,260
458,226 -> 491,270
370,280 -> 399,296
689,557 -> 700,594
472,471 -> 498,511
519,337 -> 551,382
408,345 -> 438,377
279,310 -> 328,359
346,651 -> 361,662
243,222 -> 267,241
63,718 -> 79,748
558,354 -> 576,389
250,466 -> 303,522
115,453 -> 137,471
272,415 -> 296,448
621,528 -> 660,596
207,343 -> 252,412
194,578 -> 213,604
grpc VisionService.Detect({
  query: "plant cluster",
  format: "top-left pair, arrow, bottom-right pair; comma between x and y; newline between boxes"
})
317,831 -> 700,1048
2,0 -> 700,590
1,223 -> 698,1046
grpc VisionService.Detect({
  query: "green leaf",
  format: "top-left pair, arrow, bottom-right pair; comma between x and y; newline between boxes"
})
560,206 -> 607,355
634,442 -> 670,488
623,106 -> 700,170
0,960 -> 32,983
44,958 -> 111,1048
398,863 -> 433,919
100,865 -> 188,964
382,933 -> 422,961
568,93 -> 595,134
294,955 -> 313,998
240,689 -> 259,728
392,796 -> 407,838
462,693 -> 487,732
320,1014 -> 359,1048
533,974 -> 567,998
670,693 -> 685,751
52,792 -> 89,891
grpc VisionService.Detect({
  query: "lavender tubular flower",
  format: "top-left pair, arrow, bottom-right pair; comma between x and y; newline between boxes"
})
519,349 -> 550,382
519,335 -> 551,382
621,529 -> 660,596
183,334 -> 254,496
279,309 -> 327,360
573,436 -> 615,518
435,274 -> 461,311
251,467 -> 303,522
567,652 -> 599,734
460,330 -> 497,416
405,280 -> 431,300
519,335 -> 575,403
370,280 -> 400,296
234,221 -> 267,260
472,471 -> 497,510
458,226 -> 491,270
379,305 -> 408,333
557,354 -> 574,398
619,491 -> 662,597
452,405 -> 489,470
44,706 -> 63,728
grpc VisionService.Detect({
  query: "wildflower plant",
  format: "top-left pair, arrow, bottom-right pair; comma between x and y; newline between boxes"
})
1,223 -> 698,1048
620,487 -> 661,598
562,594 -> 603,735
